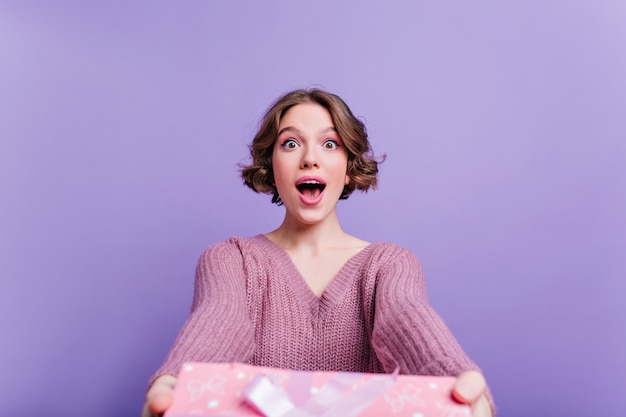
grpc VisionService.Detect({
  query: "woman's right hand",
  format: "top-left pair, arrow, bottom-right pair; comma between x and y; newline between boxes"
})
141,375 -> 177,417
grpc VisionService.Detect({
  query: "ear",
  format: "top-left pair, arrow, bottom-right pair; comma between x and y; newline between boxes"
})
345,174 -> 350,185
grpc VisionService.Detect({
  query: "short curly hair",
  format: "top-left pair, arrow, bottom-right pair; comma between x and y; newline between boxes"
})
240,88 -> 383,205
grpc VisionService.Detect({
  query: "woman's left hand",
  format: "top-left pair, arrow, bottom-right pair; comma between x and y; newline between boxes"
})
452,370 -> 493,417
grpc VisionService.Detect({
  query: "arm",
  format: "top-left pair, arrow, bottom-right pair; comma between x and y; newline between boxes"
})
371,246 -> 494,416
143,239 -> 255,415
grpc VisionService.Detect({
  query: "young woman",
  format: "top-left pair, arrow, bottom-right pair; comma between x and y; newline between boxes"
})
142,89 -> 494,417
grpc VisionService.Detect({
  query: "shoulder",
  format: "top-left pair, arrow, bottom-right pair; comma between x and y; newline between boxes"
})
365,242 -> 422,269
366,243 -> 428,298
357,242 -> 425,288
198,235 -> 272,263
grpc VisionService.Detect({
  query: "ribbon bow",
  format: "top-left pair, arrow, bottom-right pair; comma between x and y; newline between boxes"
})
241,369 -> 398,417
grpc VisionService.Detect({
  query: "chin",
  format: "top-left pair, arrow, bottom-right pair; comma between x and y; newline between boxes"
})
286,208 -> 331,226
294,214 -> 327,226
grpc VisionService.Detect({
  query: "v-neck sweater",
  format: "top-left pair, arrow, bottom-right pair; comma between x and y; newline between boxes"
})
154,235 -> 483,380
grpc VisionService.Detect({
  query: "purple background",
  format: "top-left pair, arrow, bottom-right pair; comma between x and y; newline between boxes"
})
1,2 -> 625,416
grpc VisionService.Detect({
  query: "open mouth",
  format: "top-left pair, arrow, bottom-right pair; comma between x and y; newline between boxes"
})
296,180 -> 326,199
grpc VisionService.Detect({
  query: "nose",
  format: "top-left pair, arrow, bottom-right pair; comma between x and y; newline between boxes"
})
300,147 -> 319,169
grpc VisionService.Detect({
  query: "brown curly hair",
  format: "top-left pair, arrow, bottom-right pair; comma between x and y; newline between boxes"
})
240,88 -> 383,205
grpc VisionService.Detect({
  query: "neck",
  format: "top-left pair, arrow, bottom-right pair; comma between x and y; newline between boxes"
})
267,211 -> 347,251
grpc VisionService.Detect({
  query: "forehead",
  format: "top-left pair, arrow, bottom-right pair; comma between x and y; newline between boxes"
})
278,103 -> 334,130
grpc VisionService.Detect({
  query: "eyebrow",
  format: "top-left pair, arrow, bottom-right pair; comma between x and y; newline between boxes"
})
277,126 -> 338,137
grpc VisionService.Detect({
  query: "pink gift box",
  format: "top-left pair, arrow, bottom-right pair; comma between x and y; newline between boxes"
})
165,362 -> 471,417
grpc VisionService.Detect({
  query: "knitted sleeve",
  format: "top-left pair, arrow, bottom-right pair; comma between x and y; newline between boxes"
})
150,239 -> 255,383
371,245 -> 480,376
371,245 -> 496,414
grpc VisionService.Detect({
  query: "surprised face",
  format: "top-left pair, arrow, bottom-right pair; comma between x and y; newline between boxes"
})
271,103 -> 350,225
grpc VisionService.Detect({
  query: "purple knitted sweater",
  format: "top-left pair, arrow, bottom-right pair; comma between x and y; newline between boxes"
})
154,234 -> 482,380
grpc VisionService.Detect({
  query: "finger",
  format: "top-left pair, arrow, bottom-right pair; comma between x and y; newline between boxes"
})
452,370 -> 486,404
141,401 -> 158,417
470,394 -> 493,417
148,392 -> 173,414
146,382 -> 175,414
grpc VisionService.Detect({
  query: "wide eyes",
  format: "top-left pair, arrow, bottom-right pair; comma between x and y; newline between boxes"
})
279,138 -> 340,150
281,139 -> 299,149
323,140 -> 339,150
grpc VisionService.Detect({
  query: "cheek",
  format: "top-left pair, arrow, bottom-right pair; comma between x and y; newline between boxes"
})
271,154 -> 292,187
270,154 -> 281,185
336,155 -> 349,178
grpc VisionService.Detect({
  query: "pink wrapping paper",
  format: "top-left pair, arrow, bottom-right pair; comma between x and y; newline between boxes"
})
164,362 -> 471,417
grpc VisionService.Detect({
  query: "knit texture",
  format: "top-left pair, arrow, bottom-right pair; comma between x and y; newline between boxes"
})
154,235 -> 484,380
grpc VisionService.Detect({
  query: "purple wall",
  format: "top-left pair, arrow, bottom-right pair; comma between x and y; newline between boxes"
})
1,2 -> 624,416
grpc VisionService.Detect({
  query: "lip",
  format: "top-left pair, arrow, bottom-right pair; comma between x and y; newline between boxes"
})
295,176 -> 326,186
295,176 -> 326,206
